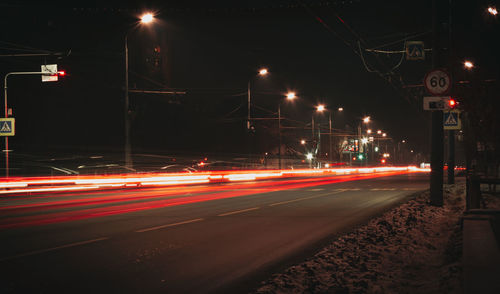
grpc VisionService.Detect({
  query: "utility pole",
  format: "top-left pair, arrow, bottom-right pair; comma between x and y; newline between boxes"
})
430,0 -> 449,206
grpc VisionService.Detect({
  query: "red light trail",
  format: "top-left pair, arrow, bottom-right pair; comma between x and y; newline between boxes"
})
0,168 -> 428,230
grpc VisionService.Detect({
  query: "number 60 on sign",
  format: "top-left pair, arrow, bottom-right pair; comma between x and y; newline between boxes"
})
424,69 -> 451,95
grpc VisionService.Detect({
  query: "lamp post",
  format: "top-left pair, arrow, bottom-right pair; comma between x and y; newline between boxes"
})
247,68 -> 268,130
124,12 -> 155,170
278,91 -> 296,169
315,104 -> 333,164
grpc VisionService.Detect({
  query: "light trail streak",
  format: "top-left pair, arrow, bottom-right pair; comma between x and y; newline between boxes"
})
0,166 -> 428,196
0,170 -> 413,230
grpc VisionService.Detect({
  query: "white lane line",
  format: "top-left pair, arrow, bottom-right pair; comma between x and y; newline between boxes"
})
269,191 -> 342,207
0,237 -> 109,262
370,188 -> 398,191
136,218 -> 204,233
308,188 -> 325,191
218,207 -> 260,217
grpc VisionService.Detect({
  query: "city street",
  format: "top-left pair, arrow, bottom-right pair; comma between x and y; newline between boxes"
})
0,171 -> 428,293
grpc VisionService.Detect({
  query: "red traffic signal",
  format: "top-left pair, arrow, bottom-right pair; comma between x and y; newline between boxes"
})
448,99 -> 456,108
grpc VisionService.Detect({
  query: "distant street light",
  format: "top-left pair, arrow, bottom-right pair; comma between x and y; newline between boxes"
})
316,104 -> 325,112
367,129 -> 372,134
286,92 -> 296,100
259,68 -> 269,76
125,12 -> 156,169
363,116 -> 370,124
337,107 -> 344,112
140,13 -> 155,24
488,6 -> 498,16
301,139 -> 306,145
382,133 -> 387,137
306,153 -> 313,160
377,130 -> 382,135
464,60 -> 474,70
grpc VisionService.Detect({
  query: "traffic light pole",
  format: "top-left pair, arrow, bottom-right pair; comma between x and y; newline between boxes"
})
3,71 -> 53,178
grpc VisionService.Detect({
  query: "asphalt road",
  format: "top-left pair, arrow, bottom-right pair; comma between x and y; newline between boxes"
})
0,171 -> 428,293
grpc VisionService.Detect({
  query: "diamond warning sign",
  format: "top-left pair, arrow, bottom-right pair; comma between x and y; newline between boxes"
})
0,118 -> 15,136
443,110 -> 461,130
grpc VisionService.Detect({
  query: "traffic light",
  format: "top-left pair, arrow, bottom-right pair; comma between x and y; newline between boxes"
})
448,98 -> 457,109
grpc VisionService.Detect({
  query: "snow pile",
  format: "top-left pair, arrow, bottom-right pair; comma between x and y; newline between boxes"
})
255,184 -> 465,294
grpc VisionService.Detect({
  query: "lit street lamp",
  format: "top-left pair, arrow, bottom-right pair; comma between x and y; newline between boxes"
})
278,92 -> 296,169
463,60 -> 474,70
488,6 -> 498,16
247,68 -> 268,130
125,12 -> 156,170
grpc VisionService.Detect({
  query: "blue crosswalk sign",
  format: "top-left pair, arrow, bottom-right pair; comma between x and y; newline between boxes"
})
443,111 -> 461,130
406,41 -> 425,60
0,118 -> 15,136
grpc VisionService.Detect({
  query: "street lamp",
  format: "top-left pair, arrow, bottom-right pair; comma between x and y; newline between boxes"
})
247,68 -> 268,130
488,6 -> 498,16
141,13 -> 155,24
463,60 -> 474,70
337,107 -> 344,112
278,92 -> 296,169
363,116 -> 370,124
125,12 -> 156,170
315,104 -> 334,164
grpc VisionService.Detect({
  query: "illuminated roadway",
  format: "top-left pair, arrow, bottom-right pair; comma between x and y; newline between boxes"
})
0,171 -> 428,293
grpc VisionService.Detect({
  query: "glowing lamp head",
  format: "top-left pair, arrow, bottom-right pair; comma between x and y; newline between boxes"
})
363,116 -> 370,124
258,68 -> 268,76
285,92 -> 296,100
464,60 -> 474,70
382,133 -> 387,137
338,107 -> 344,112
361,138 -> 368,144
488,7 -> 498,15
300,139 -> 306,145
306,153 -> 313,160
367,129 -> 372,134
377,130 -> 382,134
316,104 -> 325,112
140,13 -> 154,24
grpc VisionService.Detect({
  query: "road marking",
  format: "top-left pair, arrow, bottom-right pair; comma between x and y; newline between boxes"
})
269,191 -> 342,207
308,188 -> 325,191
0,237 -> 109,262
370,188 -> 397,191
136,218 -> 204,233
218,207 -> 260,217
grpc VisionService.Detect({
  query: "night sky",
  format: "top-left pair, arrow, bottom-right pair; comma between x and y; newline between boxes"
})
0,0 -> 498,158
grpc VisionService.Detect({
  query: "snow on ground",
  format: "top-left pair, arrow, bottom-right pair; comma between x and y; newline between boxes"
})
254,183 -> 466,294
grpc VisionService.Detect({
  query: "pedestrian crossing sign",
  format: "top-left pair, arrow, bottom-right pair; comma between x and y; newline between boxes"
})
0,118 -> 15,136
406,41 -> 425,60
443,110 -> 461,130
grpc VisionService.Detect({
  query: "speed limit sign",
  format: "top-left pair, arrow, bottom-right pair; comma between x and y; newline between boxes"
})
424,69 -> 451,95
